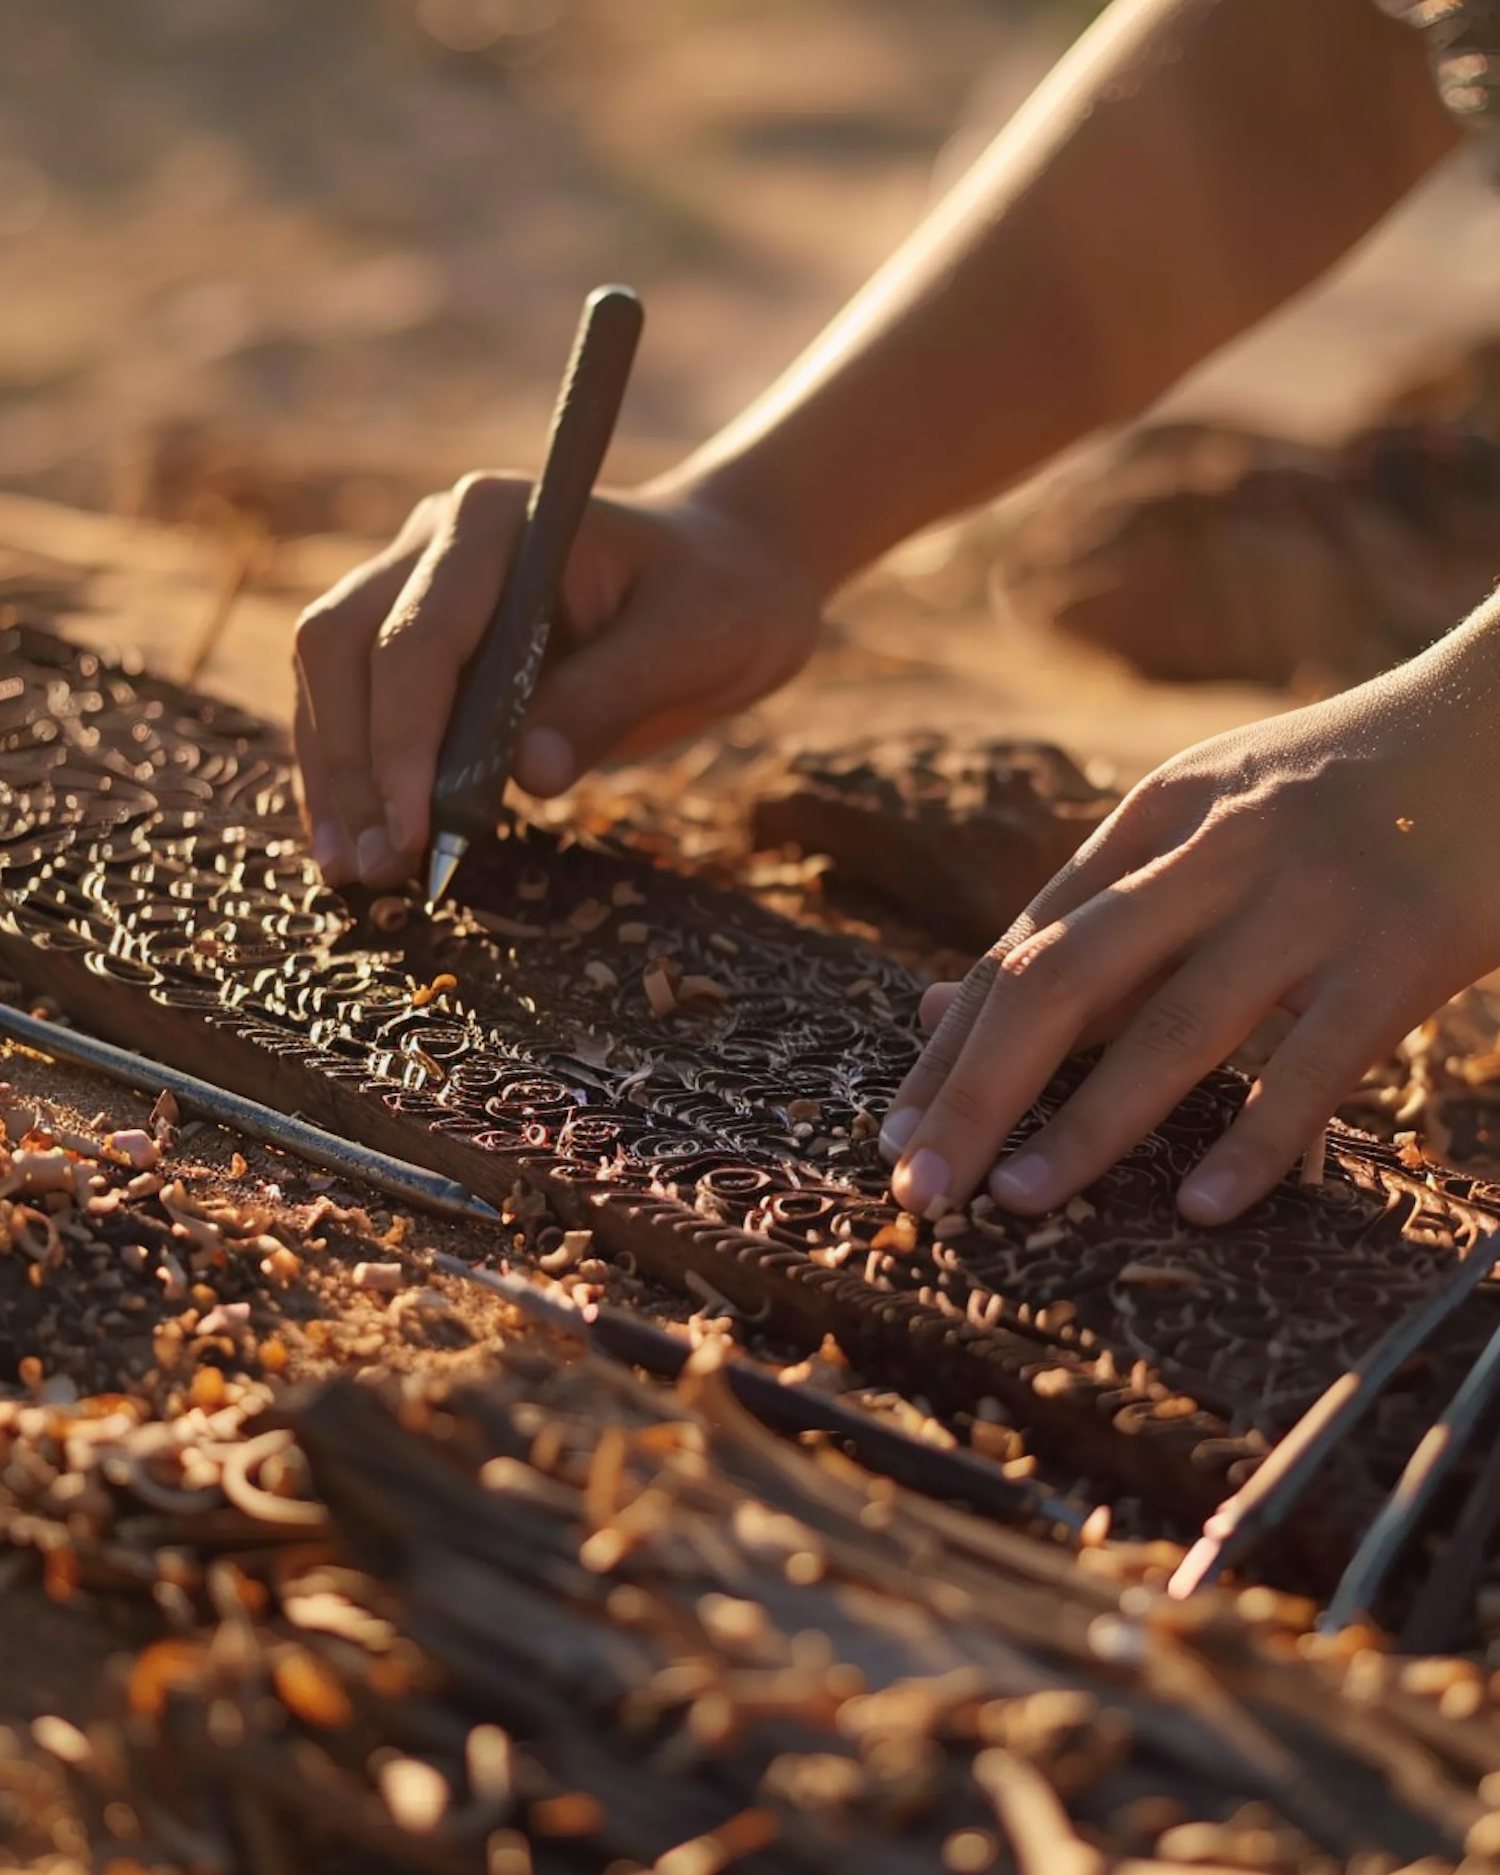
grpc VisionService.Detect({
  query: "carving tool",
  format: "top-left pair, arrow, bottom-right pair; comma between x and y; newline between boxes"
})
431,1252 -> 1092,1538
0,1000 -> 500,1224
426,283 -> 645,907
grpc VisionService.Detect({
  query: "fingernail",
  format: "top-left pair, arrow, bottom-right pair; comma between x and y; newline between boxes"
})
356,825 -> 399,885
989,1151 -> 1054,1211
1178,1165 -> 1241,1225
310,821 -> 351,883
878,1106 -> 921,1165
893,1147 -> 950,1221
515,726 -> 575,797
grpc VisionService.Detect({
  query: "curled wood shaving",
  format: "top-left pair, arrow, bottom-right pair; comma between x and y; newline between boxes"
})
411,973 -> 458,1010
472,910 -> 547,940
678,974 -> 729,1007
0,1147 -> 77,1199
871,1215 -> 919,1256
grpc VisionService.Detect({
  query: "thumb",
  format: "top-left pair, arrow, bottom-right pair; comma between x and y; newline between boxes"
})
514,586 -> 734,795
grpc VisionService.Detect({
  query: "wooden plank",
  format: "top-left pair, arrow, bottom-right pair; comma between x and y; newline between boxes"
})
3,617 -> 1498,1582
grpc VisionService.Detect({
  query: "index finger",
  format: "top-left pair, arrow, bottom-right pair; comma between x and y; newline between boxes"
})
879,802 -> 1151,1165
887,850 -> 1238,1217
294,537 -> 429,883
368,474 -> 528,861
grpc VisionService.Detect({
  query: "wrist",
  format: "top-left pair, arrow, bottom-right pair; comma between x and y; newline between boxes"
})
642,439 -> 881,607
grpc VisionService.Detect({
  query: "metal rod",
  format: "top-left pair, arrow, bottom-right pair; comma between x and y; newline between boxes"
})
1323,1310 -> 1500,1633
1400,1403 -> 1500,1654
431,1251 -> 1091,1538
0,1000 -> 499,1224
1168,1227 -> 1500,1599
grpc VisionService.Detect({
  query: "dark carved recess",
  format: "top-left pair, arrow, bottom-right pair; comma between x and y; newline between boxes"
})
3,618 -> 1499,1584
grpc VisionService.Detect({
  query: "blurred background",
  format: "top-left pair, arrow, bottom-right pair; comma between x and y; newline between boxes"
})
2,0 -> 1498,528
0,0 -> 1105,534
3,0 -> 1500,745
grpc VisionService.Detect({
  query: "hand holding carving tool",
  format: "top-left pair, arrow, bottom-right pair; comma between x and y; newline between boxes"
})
426,284 -> 644,906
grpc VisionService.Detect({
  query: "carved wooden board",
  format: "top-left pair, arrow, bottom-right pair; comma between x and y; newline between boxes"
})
3,618 -> 1499,1586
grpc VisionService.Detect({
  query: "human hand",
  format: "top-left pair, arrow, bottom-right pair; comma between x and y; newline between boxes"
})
881,609 -> 1500,1226
292,477 -> 823,887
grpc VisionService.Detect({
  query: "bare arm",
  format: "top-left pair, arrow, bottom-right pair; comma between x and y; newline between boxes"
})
294,0 -> 1460,883
669,0 -> 1461,595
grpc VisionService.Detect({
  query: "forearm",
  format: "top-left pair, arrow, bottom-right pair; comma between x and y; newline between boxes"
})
660,0 -> 1458,597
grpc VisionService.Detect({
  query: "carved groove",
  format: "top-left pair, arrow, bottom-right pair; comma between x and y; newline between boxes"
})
3,618 -> 1499,1586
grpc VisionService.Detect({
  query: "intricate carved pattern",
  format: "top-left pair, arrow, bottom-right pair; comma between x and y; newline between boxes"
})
3,620 -> 1500,1583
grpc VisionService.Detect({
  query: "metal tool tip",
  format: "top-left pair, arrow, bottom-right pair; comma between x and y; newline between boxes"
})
1166,1534 -> 1224,1600
425,834 -> 467,909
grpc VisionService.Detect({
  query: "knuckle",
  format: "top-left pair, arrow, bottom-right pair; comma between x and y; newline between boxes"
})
911,1038 -> 962,1086
917,981 -> 960,1033
387,490 -> 449,552
1002,929 -> 1084,1010
449,470 -> 520,528
1131,995 -> 1208,1060
930,1077 -> 994,1132
1121,769 -> 1175,818
1120,765 -> 1195,828
407,490 -> 448,532
293,601 -> 345,667
1266,1047 -> 1344,1110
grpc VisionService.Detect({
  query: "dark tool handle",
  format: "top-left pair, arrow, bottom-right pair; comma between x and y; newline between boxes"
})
431,284 -> 644,841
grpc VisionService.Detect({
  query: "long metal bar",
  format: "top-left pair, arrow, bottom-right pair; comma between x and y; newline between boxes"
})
432,1251 -> 1091,1539
1323,1312 -> 1500,1632
1168,1226 -> 1500,1599
0,1000 -> 499,1224
1400,1406 -> 1500,1653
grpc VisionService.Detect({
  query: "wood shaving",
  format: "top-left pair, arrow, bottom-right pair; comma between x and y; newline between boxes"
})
472,910 -> 547,940
677,973 -> 729,1007
352,1261 -> 405,1294
369,896 -> 410,934
411,973 -> 458,1009
567,899 -> 612,934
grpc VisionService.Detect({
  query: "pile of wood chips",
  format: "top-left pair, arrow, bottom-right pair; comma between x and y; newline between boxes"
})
7,645 -> 1500,1871
20,1345 -> 1500,1875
